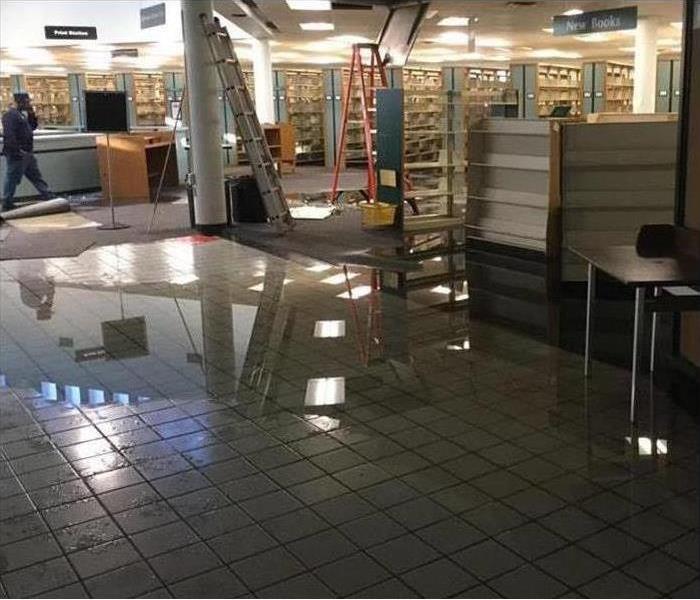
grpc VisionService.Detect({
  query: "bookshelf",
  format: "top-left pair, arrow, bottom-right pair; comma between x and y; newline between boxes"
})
133,73 -> 166,126
464,67 -> 516,117
394,67 -> 444,166
24,75 -> 72,126
85,73 -> 117,91
512,63 -> 581,118
275,68 -> 324,165
0,77 -> 11,117
582,61 -> 634,114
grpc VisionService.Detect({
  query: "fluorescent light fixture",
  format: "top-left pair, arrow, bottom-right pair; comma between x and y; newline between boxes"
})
434,31 -> 472,45
562,8 -> 583,16
306,263 -> 333,272
671,21 -> 683,30
37,66 -> 67,73
337,285 -> 372,299
314,320 -> 346,338
300,22 -> 334,31
41,381 -> 58,401
542,27 -> 554,34
321,272 -> 358,285
65,385 -> 81,406
305,377 -> 345,406
287,0 -> 331,9
88,389 -> 106,405
113,392 -> 130,405
438,16 -> 472,26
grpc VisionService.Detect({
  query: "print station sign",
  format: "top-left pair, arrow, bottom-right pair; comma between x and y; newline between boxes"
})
553,6 -> 638,36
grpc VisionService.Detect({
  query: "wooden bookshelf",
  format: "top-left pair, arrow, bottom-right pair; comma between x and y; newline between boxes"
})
279,68 -> 324,165
133,72 -> 166,126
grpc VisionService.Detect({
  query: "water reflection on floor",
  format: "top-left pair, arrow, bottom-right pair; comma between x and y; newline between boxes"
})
0,234 -> 698,598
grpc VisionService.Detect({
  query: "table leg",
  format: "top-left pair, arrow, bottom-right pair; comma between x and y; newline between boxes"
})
584,262 -> 595,378
630,287 -> 645,423
650,286 -> 660,373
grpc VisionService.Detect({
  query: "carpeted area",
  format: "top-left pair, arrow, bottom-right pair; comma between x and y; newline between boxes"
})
0,167 -> 376,262
228,206 -> 402,264
0,198 -> 191,261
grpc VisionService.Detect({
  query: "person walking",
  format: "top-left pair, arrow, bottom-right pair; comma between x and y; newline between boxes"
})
2,92 -> 55,212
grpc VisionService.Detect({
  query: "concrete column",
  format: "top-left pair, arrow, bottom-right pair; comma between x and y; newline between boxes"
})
633,18 -> 658,113
251,38 -> 275,123
181,0 -> 227,228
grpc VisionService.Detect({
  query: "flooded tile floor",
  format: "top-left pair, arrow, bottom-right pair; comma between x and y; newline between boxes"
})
0,235 -> 698,598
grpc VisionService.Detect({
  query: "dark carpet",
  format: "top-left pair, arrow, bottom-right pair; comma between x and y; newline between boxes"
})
0,199 -> 191,261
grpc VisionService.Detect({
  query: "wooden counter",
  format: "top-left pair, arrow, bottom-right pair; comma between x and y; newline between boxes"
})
96,132 -> 178,204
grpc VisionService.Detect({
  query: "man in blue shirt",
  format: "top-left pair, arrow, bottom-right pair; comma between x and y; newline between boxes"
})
2,93 -> 54,212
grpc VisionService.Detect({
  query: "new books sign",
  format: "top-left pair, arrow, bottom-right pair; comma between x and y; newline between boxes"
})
553,6 -> 638,36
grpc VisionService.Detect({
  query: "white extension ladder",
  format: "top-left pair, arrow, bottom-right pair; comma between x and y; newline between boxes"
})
201,16 -> 294,233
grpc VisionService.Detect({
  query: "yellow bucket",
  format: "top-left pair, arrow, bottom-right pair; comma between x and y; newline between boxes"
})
360,202 -> 396,229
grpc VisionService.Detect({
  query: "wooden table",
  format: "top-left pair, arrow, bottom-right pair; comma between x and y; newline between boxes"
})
570,244 -> 700,422
96,132 -> 179,204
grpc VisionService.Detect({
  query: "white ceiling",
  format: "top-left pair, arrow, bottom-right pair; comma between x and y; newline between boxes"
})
0,0 -> 684,75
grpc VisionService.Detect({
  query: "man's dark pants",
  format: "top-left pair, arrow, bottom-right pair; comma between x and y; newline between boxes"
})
2,152 -> 53,211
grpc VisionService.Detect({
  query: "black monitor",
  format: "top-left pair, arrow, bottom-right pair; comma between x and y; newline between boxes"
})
550,105 -> 572,118
84,91 -> 128,132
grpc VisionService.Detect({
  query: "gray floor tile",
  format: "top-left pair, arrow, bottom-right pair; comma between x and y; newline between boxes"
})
314,553 -> 390,596
231,546 -> 305,590
400,558 -> 477,597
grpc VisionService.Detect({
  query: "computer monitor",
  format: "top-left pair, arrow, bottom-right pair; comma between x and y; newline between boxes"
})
84,91 -> 128,133
550,105 -> 572,118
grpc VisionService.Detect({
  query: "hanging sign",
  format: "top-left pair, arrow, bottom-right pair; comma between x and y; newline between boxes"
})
140,3 -> 166,29
44,26 -> 97,40
553,6 -> 638,36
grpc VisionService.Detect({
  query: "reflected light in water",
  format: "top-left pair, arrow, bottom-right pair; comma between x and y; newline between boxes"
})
337,285 -> 372,299
305,377 -> 345,406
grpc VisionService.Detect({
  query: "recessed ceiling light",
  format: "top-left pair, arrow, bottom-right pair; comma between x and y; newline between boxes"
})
438,16 -> 472,26
434,31 -> 472,45
562,8 -> 584,16
286,0 -> 331,10
542,27 -> 554,34
300,22 -> 334,31
329,34 -> 372,44
670,21 -> 683,30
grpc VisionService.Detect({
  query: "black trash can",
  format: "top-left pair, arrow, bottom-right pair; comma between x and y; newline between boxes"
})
226,175 -> 268,223
186,173 -> 233,227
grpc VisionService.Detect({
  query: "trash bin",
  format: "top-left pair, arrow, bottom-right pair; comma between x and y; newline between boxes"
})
186,172 -> 233,227
226,175 -> 267,223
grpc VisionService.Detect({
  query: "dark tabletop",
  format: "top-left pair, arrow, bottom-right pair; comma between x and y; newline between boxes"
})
569,245 -> 700,287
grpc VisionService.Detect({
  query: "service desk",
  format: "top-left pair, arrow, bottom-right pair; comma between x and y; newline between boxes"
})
96,132 -> 179,204
0,131 -> 100,198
